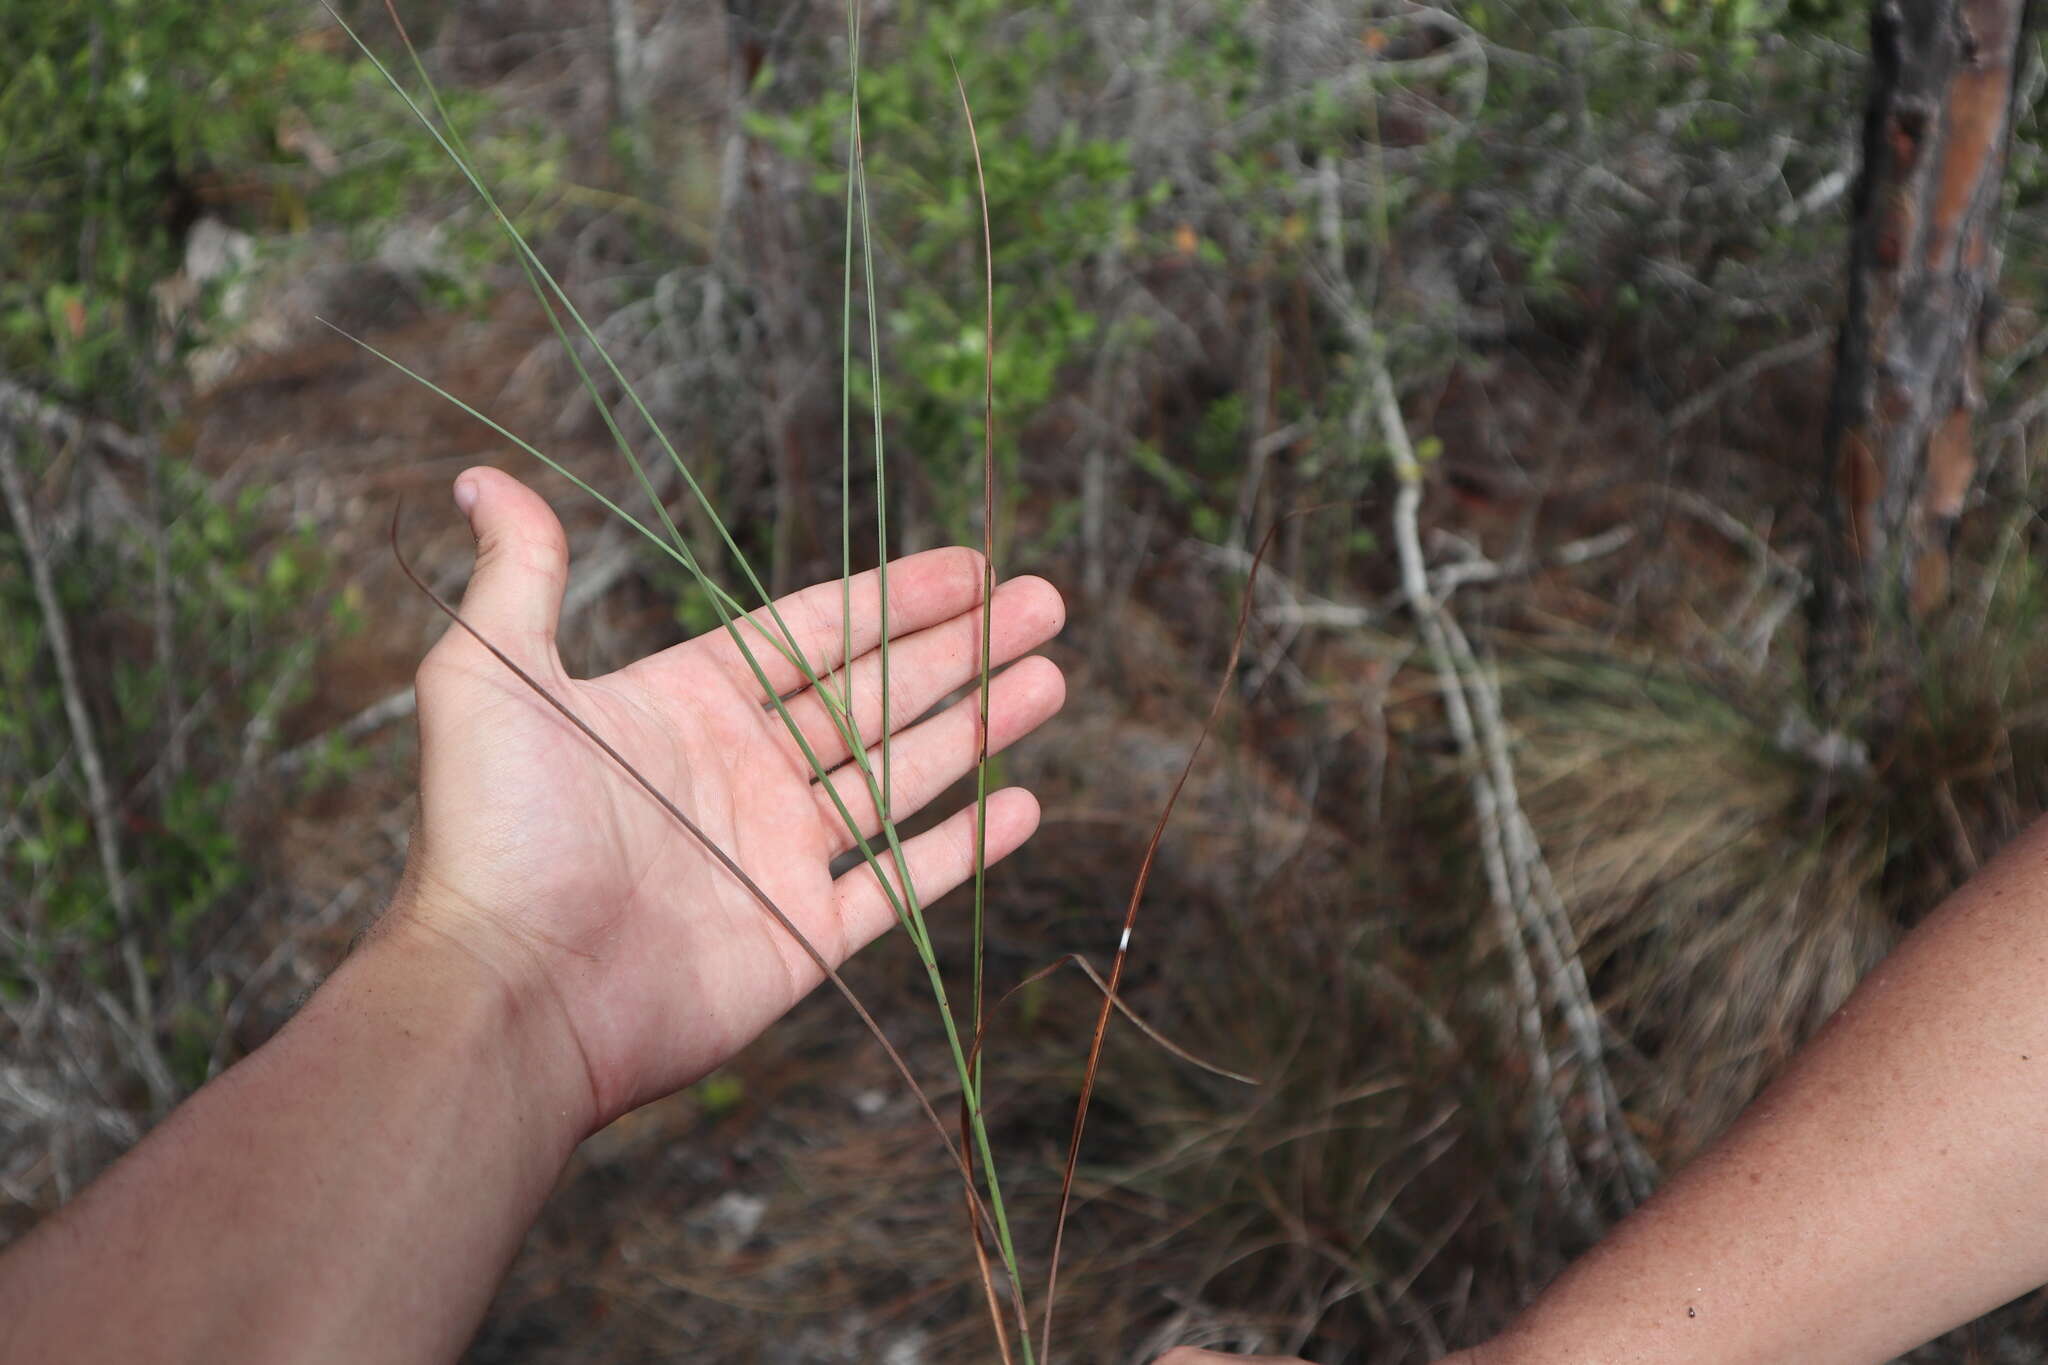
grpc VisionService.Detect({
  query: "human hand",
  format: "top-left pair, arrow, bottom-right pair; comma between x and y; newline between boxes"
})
1154,1347 -> 1490,1363
379,467 -> 1066,1133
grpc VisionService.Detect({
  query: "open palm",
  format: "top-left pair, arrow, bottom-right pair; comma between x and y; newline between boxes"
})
393,468 -> 1066,1127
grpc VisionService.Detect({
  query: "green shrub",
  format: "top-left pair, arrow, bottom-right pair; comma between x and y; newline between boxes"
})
1,460 -> 337,984
755,0 -> 1138,538
0,0 -> 444,1116
0,0 -> 495,403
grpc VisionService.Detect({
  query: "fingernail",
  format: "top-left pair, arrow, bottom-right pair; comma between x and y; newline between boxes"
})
453,474 -> 480,517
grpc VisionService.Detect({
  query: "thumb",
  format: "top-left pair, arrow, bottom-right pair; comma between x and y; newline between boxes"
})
442,466 -> 569,662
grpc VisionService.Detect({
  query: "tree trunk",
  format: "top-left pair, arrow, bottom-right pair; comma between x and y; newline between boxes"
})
1811,0 -> 2031,717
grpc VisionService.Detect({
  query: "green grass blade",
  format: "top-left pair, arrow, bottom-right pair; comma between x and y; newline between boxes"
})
341,8 -> 1036,1348
332,13 -> 971,983
952,59 -> 998,1116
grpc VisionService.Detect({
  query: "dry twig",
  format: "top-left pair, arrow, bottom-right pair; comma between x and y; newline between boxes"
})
0,423 -> 174,1113
1304,131 -> 1651,1216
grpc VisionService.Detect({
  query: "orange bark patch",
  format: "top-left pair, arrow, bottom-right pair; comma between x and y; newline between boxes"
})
1922,405 -> 1976,522
1926,64 -> 2010,270
1875,190 -> 1909,270
1912,544 -> 1952,615
1840,428 -> 1882,561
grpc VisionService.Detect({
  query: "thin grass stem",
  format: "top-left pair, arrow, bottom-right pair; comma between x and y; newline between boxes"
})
952,60 -> 998,1118
341,7 -> 935,951
1040,513 -> 1309,1362
388,508 -> 1018,1254
346,6 -> 1039,1349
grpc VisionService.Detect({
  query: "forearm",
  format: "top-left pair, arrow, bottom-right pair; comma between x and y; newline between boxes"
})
1480,815 -> 2048,1365
0,918 -> 593,1365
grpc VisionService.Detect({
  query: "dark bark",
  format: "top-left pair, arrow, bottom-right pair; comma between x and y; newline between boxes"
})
1810,0 -> 2032,717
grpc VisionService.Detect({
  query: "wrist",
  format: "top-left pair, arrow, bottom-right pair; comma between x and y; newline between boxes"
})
338,900 -> 602,1151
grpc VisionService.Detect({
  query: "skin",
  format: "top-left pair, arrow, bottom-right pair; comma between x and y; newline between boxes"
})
1462,811 -> 2048,1365
0,467 -> 1067,1363
12,466 -> 2048,1363
1158,801 -> 2048,1362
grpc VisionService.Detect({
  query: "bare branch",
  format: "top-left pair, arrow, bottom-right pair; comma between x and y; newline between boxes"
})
0,424 -> 174,1113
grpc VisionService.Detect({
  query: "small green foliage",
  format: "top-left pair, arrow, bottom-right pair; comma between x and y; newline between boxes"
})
755,0 -> 1136,539
169,993 -> 224,1091
0,2 -> 524,406
694,1070 -> 747,1117
1130,440 -> 1227,543
0,5 -> 526,1106
2,458 -> 331,966
673,579 -> 728,640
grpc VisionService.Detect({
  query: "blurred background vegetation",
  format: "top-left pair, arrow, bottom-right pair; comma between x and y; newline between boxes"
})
2,0 -> 2045,1360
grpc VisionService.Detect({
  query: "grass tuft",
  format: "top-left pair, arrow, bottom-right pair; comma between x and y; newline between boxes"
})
1511,530 -> 2048,1155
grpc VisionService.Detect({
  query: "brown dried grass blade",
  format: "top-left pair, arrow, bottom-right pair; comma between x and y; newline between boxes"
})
962,1109 -> 1020,1365
1039,513 -> 1296,1361
964,953 -> 1260,1088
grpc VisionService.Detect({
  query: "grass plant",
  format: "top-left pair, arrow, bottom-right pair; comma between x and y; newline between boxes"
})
332,0 -> 1042,1347
327,9 -> 1281,1354
1509,533 -> 2048,1156
323,6 -> 1265,1359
